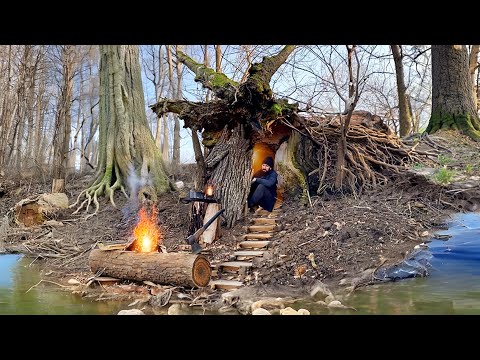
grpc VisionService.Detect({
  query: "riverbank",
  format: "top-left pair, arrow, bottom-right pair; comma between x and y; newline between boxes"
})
1,130 -> 479,314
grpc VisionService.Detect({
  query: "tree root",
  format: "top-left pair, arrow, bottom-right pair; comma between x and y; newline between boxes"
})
299,115 -> 430,194
69,172 -> 126,220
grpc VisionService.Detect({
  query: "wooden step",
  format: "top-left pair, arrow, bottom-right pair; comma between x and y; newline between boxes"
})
245,224 -> 276,233
255,209 -> 280,217
209,279 -> 244,290
251,217 -> 277,225
233,250 -> 265,260
218,261 -> 253,273
238,240 -> 271,249
243,233 -> 273,240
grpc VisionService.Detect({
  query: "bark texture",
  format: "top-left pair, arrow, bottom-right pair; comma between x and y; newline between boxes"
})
89,249 -> 211,288
426,45 -> 480,140
391,45 -> 412,136
72,45 -> 172,218
205,125 -> 252,228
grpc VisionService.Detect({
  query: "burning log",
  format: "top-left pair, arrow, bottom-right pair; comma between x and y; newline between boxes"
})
88,249 -> 211,288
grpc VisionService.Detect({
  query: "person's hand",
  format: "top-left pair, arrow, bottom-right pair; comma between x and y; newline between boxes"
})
251,178 -> 256,183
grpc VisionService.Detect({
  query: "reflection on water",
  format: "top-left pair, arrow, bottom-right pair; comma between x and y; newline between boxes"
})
296,212 -> 480,315
0,255 -> 132,315
2,212 -> 480,315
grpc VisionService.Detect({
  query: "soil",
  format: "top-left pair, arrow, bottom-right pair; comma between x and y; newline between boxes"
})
1,129 -> 480,315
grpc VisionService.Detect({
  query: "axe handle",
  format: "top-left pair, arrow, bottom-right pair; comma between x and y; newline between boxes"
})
186,208 -> 225,245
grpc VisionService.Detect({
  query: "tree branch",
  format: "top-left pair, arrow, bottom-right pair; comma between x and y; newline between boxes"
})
176,50 -> 238,100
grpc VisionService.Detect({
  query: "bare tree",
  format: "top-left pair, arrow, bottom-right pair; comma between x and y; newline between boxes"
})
52,45 -> 76,192
334,45 -> 361,190
171,45 -> 183,170
391,45 -> 412,136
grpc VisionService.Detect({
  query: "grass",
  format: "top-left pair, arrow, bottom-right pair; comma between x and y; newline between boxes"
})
433,167 -> 455,185
437,154 -> 454,166
465,164 -> 474,175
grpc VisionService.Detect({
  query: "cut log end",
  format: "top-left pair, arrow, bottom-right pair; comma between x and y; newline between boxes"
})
192,255 -> 212,287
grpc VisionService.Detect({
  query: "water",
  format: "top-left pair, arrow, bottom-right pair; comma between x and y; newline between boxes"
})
0,254 -> 131,315
297,212 -> 480,315
2,212 -> 480,315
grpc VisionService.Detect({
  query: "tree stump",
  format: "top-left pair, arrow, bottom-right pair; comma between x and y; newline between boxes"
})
88,249 -> 211,288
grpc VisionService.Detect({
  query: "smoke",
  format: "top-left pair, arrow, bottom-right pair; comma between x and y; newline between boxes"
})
121,164 -> 152,221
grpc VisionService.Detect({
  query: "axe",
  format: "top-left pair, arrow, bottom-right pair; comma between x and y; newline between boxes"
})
186,208 -> 225,254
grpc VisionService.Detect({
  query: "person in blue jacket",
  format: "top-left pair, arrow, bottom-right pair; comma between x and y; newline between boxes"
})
247,156 -> 278,212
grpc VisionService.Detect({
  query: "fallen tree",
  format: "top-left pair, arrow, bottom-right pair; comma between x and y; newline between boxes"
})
151,46 -> 430,227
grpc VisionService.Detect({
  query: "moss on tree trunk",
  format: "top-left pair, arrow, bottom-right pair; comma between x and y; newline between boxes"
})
72,45 -> 172,219
427,111 -> 480,140
427,45 -> 480,141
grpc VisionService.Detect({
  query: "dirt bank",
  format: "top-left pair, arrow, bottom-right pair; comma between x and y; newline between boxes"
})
1,130 -> 479,314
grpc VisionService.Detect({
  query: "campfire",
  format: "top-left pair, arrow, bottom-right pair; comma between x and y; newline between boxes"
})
88,204 -> 212,288
128,205 -> 163,253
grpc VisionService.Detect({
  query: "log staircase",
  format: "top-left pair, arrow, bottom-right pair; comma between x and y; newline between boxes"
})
209,202 -> 282,290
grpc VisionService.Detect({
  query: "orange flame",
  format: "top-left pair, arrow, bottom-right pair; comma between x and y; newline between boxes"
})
131,206 -> 162,253
205,184 -> 214,197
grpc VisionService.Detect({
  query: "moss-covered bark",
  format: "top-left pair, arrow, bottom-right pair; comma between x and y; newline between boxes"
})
427,45 -> 480,141
427,111 -> 480,140
276,131 -> 308,203
72,45 -> 172,219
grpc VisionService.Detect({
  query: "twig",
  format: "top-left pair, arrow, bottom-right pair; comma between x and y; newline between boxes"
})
298,238 -> 316,247
26,279 -> 70,293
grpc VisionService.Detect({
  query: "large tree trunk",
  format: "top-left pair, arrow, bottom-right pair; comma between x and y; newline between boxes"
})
426,45 -> 480,140
391,45 -> 412,137
205,125 -> 251,228
88,249 -> 211,288
72,45 -> 172,218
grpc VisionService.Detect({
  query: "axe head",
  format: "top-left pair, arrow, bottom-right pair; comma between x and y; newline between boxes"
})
191,241 -> 203,254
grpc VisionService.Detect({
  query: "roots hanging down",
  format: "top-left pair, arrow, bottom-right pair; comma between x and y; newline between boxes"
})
291,111 -> 433,196
70,164 -> 127,220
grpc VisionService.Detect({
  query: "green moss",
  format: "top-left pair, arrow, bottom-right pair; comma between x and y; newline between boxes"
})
277,162 -> 308,202
271,103 -> 283,116
201,131 -> 218,147
103,165 -> 113,180
427,111 -> 480,141
200,67 -> 237,88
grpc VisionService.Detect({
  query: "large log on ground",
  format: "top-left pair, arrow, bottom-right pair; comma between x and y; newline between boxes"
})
88,249 -> 211,288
